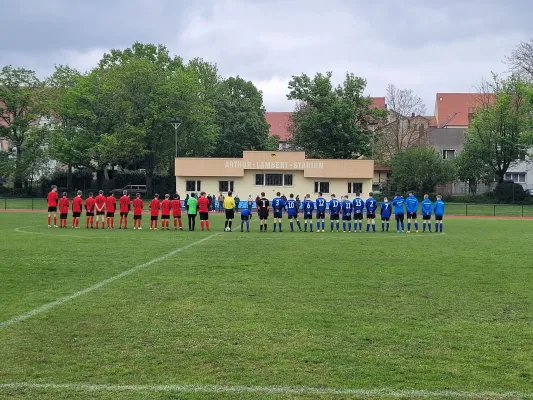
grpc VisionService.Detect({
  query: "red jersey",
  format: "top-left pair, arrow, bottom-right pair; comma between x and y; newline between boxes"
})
161,199 -> 171,216
47,191 -> 59,207
119,195 -> 131,213
85,197 -> 96,212
171,199 -> 182,217
149,198 -> 161,217
58,197 -> 70,214
72,196 -> 83,213
198,197 -> 209,213
95,194 -> 106,211
133,198 -> 144,216
106,196 -> 116,212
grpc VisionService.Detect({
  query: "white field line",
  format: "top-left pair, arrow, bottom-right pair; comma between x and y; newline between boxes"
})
14,226 -> 115,239
0,233 -> 220,329
0,382 -> 531,399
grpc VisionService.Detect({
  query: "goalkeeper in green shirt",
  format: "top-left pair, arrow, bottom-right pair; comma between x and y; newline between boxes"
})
187,193 -> 198,231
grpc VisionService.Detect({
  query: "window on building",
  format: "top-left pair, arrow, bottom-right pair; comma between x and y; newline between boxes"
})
283,174 -> 293,186
265,173 -> 283,186
314,181 -> 330,193
504,173 -> 526,183
219,180 -> 234,192
255,173 -> 292,186
442,149 -> 456,160
348,182 -> 363,194
186,180 -> 201,191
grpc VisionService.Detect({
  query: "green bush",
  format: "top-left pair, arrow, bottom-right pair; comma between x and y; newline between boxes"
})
493,181 -> 529,203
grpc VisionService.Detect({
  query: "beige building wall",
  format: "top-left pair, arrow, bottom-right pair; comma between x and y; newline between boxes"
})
175,151 -> 374,199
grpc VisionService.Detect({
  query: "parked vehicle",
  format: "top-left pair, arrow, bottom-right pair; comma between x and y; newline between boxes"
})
110,185 -> 147,196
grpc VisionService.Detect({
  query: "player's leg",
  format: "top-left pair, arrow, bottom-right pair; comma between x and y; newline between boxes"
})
414,217 -> 418,232
348,217 -> 351,232
246,218 -> 250,232
407,214 -> 411,232
396,215 -> 400,232
401,214 -> 405,232
358,215 -> 362,232
206,216 -> 210,231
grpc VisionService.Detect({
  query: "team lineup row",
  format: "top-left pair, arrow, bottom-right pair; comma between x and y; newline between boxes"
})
252,191 -> 445,233
44,187 -> 446,233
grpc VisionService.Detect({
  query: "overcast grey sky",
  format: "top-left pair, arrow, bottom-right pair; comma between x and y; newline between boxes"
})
1,0 -> 531,113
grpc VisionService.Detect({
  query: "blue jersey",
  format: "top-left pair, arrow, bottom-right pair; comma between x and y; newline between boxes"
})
421,199 -> 432,216
316,197 -> 326,212
365,198 -> 377,213
392,196 -> 405,215
353,197 -> 364,215
285,199 -> 298,215
380,201 -> 392,218
329,199 -> 340,214
241,209 -> 252,218
272,197 -> 284,212
405,195 -> 419,213
341,200 -> 352,216
303,199 -> 314,216
434,200 -> 445,216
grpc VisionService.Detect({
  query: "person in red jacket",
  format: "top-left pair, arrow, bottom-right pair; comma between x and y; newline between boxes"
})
133,193 -> 144,230
106,194 -> 117,229
71,190 -> 83,229
198,192 -> 210,231
47,185 -> 59,227
149,194 -> 161,230
161,194 -> 171,230
58,192 -> 70,228
119,190 -> 131,229
94,190 -> 107,229
171,194 -> 183,230
85,192 -> 96,228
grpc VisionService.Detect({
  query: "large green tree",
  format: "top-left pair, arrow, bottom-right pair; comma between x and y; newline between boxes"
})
0,66 -> 46,188
453,147 -> 494,194
465,75 -> 533,183
287,72 -> 386,159
46,65 -> 95,191
95,43 -> 219,192
214,76 -> 270,157
391,147 -> 456,194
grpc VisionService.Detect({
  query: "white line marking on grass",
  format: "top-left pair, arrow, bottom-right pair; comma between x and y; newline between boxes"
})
14,226 -> 115,239
0,233 -> 220,329
0,382 -> 531,399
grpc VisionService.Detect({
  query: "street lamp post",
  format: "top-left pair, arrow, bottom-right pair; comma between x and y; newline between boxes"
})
169,117 -> 182,158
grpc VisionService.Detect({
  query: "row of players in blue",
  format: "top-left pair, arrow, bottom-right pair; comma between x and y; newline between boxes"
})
260,191 -> 445,233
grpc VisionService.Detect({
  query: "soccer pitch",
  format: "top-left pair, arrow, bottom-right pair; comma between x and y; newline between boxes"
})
1,212 -> 533,400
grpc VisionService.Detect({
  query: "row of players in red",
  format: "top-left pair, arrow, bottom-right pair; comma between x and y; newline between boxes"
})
46,188 -> 200,230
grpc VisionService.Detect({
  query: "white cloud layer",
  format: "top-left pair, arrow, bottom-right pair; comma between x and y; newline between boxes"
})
2,0 -> 531,113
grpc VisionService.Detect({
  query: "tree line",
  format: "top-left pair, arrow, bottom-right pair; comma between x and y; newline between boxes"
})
0,43 -> 274,192
1,39 -> 533,197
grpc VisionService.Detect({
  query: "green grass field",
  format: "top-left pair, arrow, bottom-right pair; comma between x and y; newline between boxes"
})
1,212 -> 533,399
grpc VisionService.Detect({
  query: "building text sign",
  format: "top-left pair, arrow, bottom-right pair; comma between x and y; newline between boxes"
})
224,160 -> 324,170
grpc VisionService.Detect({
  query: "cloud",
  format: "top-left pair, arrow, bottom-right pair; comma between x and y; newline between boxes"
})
1,0 -> 531,112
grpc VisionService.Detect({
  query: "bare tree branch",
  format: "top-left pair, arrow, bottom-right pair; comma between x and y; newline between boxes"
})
505,39 -> 533,81
376,84 -> 428,161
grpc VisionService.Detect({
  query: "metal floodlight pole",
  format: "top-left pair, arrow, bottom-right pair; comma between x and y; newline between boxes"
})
169,117 -> 182,158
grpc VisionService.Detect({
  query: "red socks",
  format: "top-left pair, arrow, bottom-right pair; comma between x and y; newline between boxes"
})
206,221 -> 210,230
